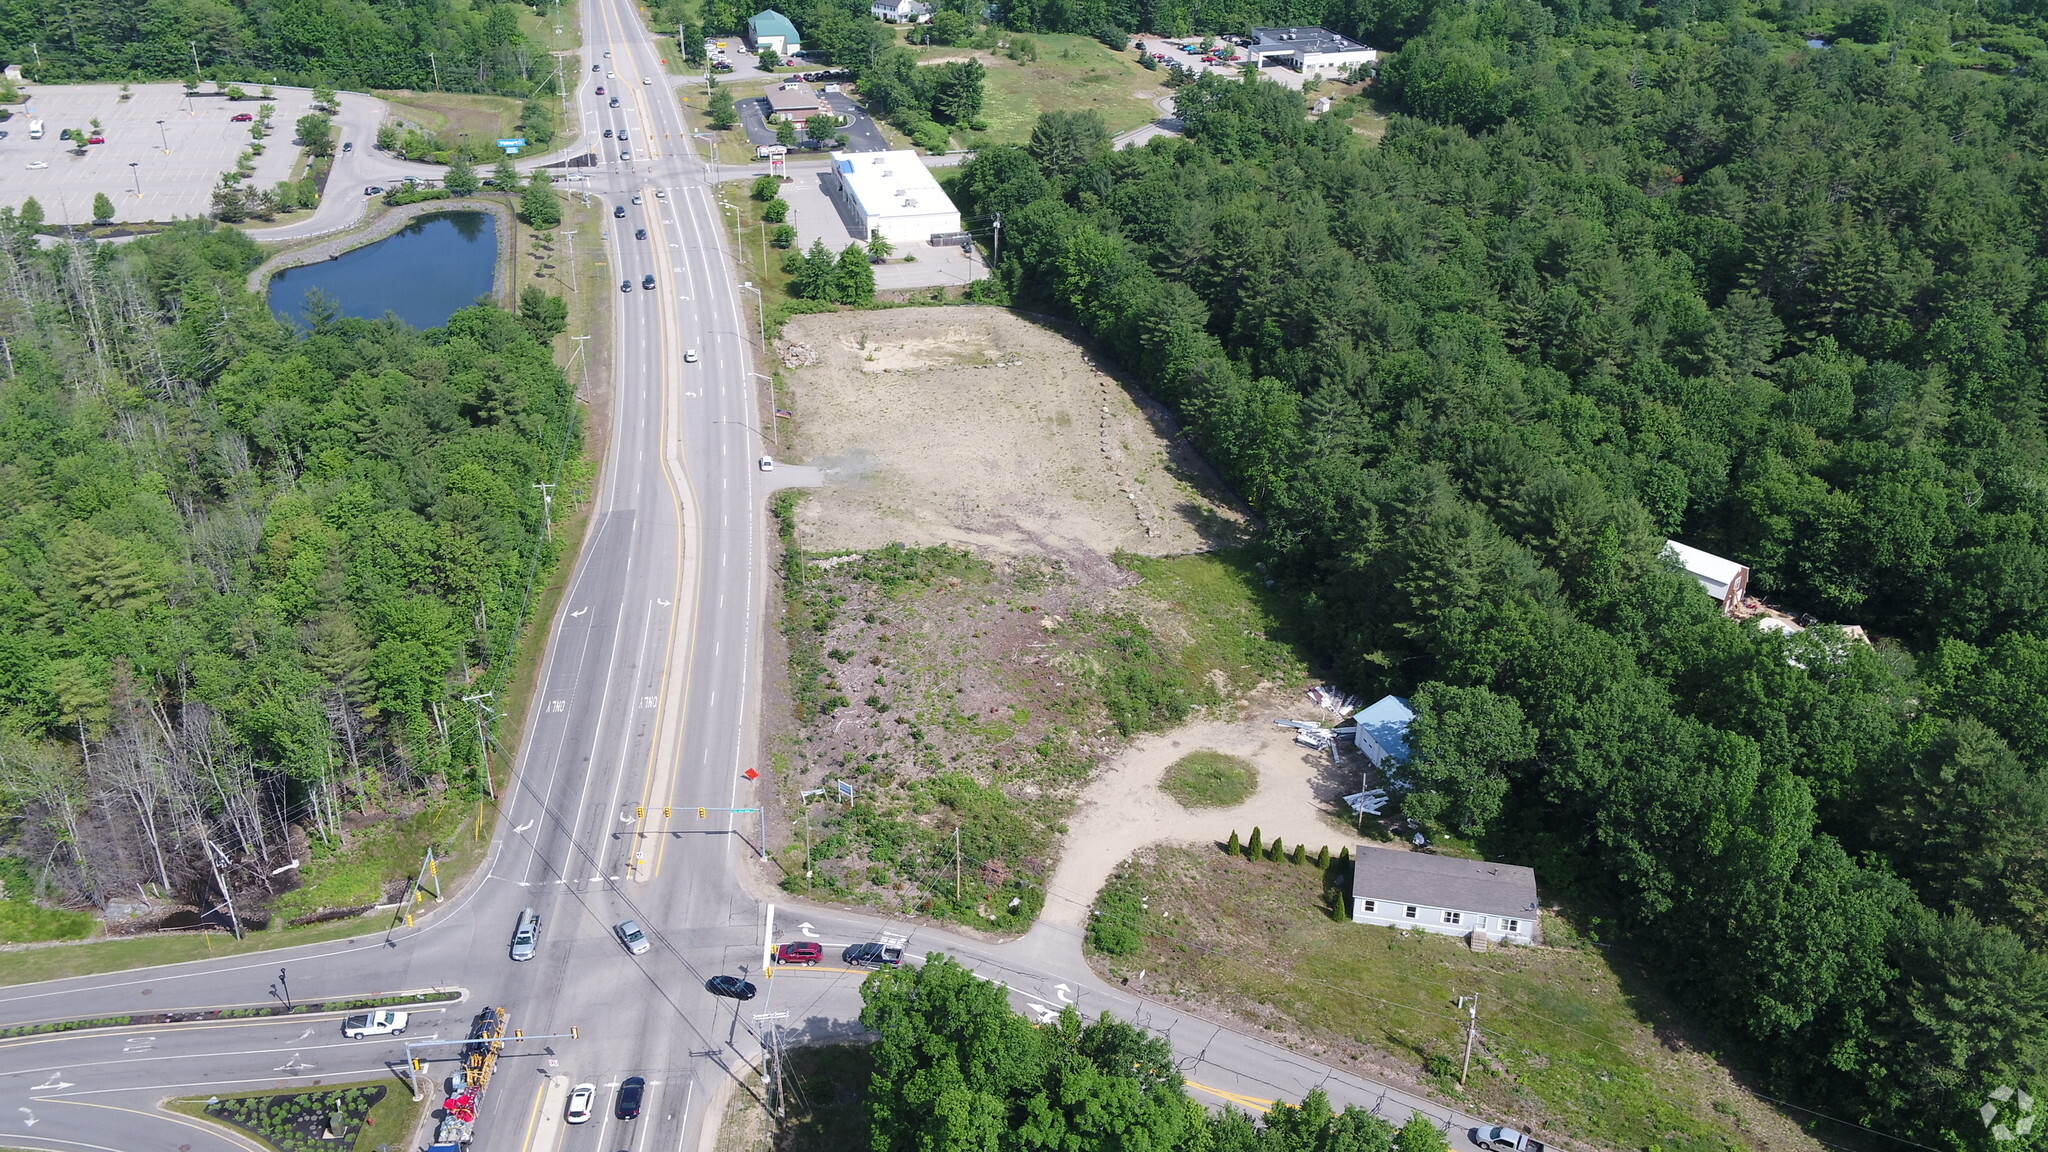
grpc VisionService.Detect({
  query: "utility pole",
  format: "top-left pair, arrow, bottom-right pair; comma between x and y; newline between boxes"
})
562,229 -> 577,293
754,1012 -> 790,1123
991,212 -> 1001,268
533,482 -> 556,539
204,839 -> 242,939
954,825 -> 962,902
571,334 -> 591,399
1458,994 -> 1479,1085
462,692 -> 497,799
429,50 -> 442,90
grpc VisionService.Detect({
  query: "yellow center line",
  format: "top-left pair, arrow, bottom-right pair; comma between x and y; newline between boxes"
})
517,1073 -> 552,1152
1187,1081 -> 1275,1113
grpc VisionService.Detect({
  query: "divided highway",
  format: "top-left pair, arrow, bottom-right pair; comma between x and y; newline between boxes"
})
0,3 -> 1502,1151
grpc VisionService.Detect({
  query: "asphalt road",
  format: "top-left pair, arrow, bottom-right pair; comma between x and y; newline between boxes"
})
0,5 -> 1504,1151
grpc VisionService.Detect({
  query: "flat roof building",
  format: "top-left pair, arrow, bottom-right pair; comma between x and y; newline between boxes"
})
1245,26 -> 1377,72
826,149 -> 962,245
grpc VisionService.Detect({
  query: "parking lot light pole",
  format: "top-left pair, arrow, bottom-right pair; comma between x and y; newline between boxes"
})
156,119 -> 168,154
128,162 -> 139,198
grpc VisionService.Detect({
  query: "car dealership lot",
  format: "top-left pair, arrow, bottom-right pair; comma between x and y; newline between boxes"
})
0,82 -> 321,224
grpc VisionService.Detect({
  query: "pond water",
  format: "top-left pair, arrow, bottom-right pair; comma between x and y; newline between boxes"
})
269,210 -> 497,331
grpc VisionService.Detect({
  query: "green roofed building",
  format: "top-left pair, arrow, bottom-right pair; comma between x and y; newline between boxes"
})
747,10 -> 802,55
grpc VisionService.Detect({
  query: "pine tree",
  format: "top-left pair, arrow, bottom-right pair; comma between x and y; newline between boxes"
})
1314,845 -> 1330,868
1246,827 -> 1261,858
1268,836 -> 1284,862
1338,846 -> 1351,865
795,238 -> 836,300
443,153 -> 479,196
1289,843 -> 1305,865
1226,830 -> 1240,855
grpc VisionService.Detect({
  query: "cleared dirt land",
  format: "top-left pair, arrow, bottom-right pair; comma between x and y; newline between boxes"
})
779,307 -> 1248,579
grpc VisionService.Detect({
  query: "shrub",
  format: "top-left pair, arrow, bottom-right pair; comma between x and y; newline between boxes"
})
1314,844 -> 1330,868
1087,866 -> 1146,955
1267,836 -> 1284,862
1289,843 -> 1305,865
1226,830 -> 1240,855
1246,827 -> 1262,858
762,197 -> 788,223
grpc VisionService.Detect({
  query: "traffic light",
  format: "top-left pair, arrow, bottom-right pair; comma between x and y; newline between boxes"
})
698,807 -> 707,819
662,806 -> 671,818
570,1026 -> 579,1040
636,804 -> 645,818
410,1058 -> 422,1073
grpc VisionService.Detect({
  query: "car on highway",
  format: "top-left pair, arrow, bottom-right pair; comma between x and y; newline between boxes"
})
595,86 -> 605,94
603,128 -> 613,138
23,161 -> 44,169
616,1076 -> 646,1119
609,97 -> 621,107
510,907 -> 541,961
565,1083 -> 596,1124
844,941 -> 904,967
341,1009 -> 408,1038
641,274 -> 655,290
592,63 -> 600,71
231,112 -> 254,122
1472,1128 -> 1547,1152
655,188 -> 666,198
643,76 -> 652,84
683,348 -> 697,362
773,942 -> 821,965
758,455 -> 774,471
630,193 -> 641,203
620,150 -> 630,160
613,205 -> 626,218
620,279 -> 632,292
615,918 -> 651,954
342,141 -> 352,152
365,185 -> 384,195
634,228 -> 646,240
706,975 -> 758,1000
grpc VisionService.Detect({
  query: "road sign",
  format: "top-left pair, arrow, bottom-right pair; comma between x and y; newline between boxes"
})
836,779 -> 854,800
497,138 -> 526,148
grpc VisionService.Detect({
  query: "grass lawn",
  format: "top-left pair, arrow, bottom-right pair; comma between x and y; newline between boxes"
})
376,91 -> 528,147
1104,846 -> 1816,1152
1160,750 -> 1256,809
0,915 -> 378,988
1121,549 -> 1308,698
942,36 -> 1164,148
713,1044 -> 869,1152
170,1077 -> 425,1152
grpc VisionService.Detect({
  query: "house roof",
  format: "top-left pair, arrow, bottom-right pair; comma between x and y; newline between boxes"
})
1663,539 -> 1746,602
1353,849 -> 1539,918
1351,694 -> 1413,764
766,86 -> 820,112
748,9 -> 801,42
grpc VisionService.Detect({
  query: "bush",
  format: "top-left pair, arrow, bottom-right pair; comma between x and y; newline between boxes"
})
1093,24 -> 1129,51
1087,865 -> 1147,955
1267,836 -> 1285,862
762,197 -> 788,223
770,223 -> 797,248
1226,830 -> 1241,855
751,174 -> 780,200
1314,844 -> 1330,868
1290,843 -> 1306,865
1246,827 -> 1262,858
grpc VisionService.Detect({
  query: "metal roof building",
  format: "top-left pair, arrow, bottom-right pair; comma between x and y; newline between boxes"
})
747,9 -> 802,54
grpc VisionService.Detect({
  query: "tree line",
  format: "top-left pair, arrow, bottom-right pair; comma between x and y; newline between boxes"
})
0,217 -> 577,920
957,0 -> 2048,1144
863,953 -> 1456,1152
0,0 -> 560,95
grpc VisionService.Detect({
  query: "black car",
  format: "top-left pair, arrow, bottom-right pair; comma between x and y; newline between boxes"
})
634,228 -> 646,240
603,128 -> 613,138
615,1076 -> 646,1119
620,279 -> 632,292
642,274 -> 655,290
365,186 -> 384,196
612,205 -> 625,218
707,975 -> 758,1000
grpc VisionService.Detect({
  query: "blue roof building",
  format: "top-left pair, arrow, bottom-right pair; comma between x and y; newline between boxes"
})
748,10 -> 802,54
1352,695 -> 1414,770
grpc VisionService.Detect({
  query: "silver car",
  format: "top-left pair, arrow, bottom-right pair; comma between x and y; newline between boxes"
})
509,907 -> 541,961
615,919 -> 651,955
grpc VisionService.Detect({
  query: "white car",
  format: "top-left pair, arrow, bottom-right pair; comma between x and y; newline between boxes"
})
615,919 -> 651,955
24,161 -> 46,170
655,189 -> 667,198
566,1083 -> 596,1124
643,76 -> 653,84
684,349 -> 697,362
758,455 -> 774,472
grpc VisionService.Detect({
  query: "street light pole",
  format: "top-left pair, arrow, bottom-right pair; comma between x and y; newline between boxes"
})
156,118 -> 168,154
739,282 -> 776,447
562,229 -> 577,293
128,161 -> 140,198
570,334 -> 591,399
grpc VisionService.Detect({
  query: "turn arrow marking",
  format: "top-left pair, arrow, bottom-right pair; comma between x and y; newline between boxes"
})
798,922 -> 818,938
1054,983 -> 1073,1004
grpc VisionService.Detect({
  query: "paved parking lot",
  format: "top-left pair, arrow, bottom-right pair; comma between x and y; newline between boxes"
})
738,89 -> 889,154
759,165 -> 980,290
0,82 -> 320,224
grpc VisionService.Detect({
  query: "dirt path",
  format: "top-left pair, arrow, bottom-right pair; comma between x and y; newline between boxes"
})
1039,700 -> 1381,930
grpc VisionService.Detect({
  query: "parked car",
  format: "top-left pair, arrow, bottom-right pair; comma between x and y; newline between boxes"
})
85,134 -> 104,144
341,1009 -> 408,1038
774,942 -> 822,965
616,1076 -> 646,1119
565,1083 -> 596,1124
844,941 -> 904,967
231,112 -> 254,122
365,185 -> 384,195
24,160 -> 45,170
1472,1129 -> 1548,1152
615,918 -> 651,955
707,975 -> 758,1000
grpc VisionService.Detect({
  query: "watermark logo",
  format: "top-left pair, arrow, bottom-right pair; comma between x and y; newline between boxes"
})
1983,1086 -> 2036,1142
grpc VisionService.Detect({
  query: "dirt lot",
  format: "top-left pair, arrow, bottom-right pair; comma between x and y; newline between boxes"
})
778,307 -> 1248,582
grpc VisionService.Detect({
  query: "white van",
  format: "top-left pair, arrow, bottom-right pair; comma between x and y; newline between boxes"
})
26,119 -> 42,139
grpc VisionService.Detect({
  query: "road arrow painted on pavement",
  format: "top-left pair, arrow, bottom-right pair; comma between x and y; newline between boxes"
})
515,819 -> 535,833
798,923 -> 818,938
18,1106 -> 35,1126
1024,1003 -> 1059,1024
571,606 -> 589,617
1054,984 -> 1073,1004
29,1075 -> 70,1091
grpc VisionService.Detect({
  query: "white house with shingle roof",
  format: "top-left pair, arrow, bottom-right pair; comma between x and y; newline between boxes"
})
1351,849 -> 1540,945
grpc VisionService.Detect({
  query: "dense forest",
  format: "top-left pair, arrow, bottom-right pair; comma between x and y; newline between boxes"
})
0,0 -> 561,94
953,0 -> 2048,1146
0,218 -> 576,918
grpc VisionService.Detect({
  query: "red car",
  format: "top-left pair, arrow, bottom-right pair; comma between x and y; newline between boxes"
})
86,134 -> 104,144
595,85 -> 605,94
230,112 -> 254,122
772,942 -> 822,966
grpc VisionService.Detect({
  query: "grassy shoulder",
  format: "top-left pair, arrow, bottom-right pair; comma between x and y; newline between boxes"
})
0,915 -> 373,988
713,1044 -> 867,1152
1093,845 -> 1812,1152
375,91 -> 530,147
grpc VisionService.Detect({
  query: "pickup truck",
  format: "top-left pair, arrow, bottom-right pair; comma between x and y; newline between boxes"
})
340,1009 -> 408,1038
1472,1127 -> 1547,1152
844,941 -> 904,967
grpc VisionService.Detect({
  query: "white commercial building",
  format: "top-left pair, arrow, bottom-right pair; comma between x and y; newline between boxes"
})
825,150 -> 962,245
1245,26 -> 1377,72
871,0 -> 932,21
